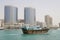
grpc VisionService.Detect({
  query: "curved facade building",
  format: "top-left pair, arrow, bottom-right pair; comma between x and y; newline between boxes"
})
4,6 -> 18,24
24,7 -> 36,24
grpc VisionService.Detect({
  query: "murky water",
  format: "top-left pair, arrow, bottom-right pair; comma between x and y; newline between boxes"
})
0,29 -> 60,40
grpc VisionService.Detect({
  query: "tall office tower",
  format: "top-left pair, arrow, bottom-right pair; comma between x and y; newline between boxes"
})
45,15 -> 53,27
24,7 -> 36,25
4,6 -> 18,24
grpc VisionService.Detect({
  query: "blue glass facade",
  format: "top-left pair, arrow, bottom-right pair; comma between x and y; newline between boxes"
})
4,6 -> 18,24
24,7 -> 36,24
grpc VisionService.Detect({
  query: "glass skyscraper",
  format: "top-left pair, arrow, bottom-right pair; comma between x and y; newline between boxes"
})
24,7 -> 36,25
4,6 -> 18,24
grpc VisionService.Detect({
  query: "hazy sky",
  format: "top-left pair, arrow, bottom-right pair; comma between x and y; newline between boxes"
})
0,0 -> 60,25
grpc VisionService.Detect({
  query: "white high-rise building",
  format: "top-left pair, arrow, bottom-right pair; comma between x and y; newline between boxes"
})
24,7 -> 36,25
4,6 -> 18,24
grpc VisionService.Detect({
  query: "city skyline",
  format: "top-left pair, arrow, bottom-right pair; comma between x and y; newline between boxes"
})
0,0 -> 60,25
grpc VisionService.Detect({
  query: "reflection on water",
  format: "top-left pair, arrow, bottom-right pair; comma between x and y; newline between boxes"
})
0,29 -> 60,40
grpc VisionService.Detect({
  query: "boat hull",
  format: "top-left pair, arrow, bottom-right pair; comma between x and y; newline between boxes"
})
22,28 -> 49,34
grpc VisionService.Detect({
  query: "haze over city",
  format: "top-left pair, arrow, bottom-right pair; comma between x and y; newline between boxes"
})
0,0 -> 60,25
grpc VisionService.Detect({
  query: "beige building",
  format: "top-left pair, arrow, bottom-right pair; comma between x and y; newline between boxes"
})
0,21 -> 1,27
45,15 -> 53,27
59,23 -> 60,28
